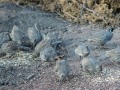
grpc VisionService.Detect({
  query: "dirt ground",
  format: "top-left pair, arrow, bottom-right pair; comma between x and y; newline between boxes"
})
0,3 -> 120,90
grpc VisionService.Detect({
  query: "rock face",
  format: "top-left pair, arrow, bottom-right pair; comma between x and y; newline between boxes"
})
81,57 -> 102,75
88,27 -> 116,47
40,47 -> 57,62
27,24 -> 42,48
106,46 -> 120,64
75,45 -> 90,58
0,32 -> 10,47
55,59 -> 70,81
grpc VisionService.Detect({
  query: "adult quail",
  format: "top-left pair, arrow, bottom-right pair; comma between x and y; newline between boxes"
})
75,44 -> 90,59
10,25 -> 22,45
106,46 -> 120,65
27,24 -> 42,49
40,47 -> 57,63
81,57 -> 102,75
54,59 -> 70,81
88,27 -> 116,48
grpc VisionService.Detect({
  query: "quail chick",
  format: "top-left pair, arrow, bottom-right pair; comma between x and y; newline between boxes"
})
32,32 -> 62,58
81,57 -> 102,75
10,25 -> 22,45
106,46 -> 120,65
44,32 -> 62,49
40,47 -> 57,63
32,39 -> 51,58
88,27 -> 116,48
55,59 -> 70,81
75,44 -> 90,59
27,24 -> 42,49
1,41 -> 19,58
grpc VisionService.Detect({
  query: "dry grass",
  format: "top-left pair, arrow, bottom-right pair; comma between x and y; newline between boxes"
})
0,0 -> 120,26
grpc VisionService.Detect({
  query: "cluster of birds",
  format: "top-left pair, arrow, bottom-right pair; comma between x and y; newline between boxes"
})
58,27 -> 120,81
2,23 -> 119,82
33,26 -> 119,82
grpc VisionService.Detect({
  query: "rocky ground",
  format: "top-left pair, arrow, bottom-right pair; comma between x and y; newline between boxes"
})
0,2 -> 120,90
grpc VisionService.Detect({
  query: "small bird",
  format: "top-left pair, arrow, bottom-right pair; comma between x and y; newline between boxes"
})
81,57 -> 102,75
40,47 -> 57,63
75,44 -> 90,59
88,27 -> 116,48
27,24 -> 42,49
106,46 -> 120,65
1,41 -> 18,58
32,39 -> 51,58
54,59 -> 70,82
44,32 -> 62,49
32,32 -> 62,58
10,25 -> 22,45
75,44 -> 102,75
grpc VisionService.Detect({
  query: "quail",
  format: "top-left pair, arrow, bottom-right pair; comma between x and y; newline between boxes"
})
32,32 -> 62,58
88,27 -> 116,48
40,47 -> 57,63
1,41 -> 19,58
44,32 -> 62,49
10,25 -> 22,45
27,24 -> 42,49
81,57 -> 102,75
32,39 -> 51,58
75,45 -> 102,74
106,46 -> 120,65
54,59 -> 70,81
75,44 -> 90,59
